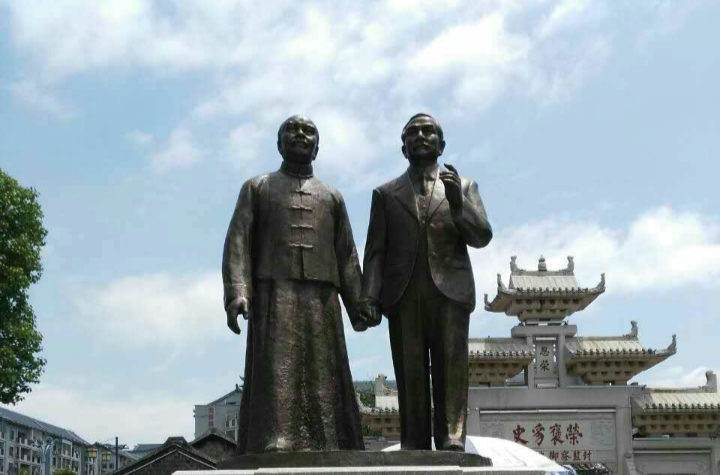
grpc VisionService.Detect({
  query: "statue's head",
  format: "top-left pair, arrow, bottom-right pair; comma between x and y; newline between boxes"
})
401,113 -> 445,162
277,115 -> 320,164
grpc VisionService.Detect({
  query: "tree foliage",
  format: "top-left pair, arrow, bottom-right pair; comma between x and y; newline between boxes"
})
0,168 -> 47,404
53,468 -> 76,475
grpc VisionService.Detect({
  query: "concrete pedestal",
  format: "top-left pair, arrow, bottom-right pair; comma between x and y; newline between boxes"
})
174,437 -> 568,475
218,451 -> 491,470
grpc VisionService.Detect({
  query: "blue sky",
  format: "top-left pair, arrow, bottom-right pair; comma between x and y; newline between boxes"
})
2,0 -> 719,446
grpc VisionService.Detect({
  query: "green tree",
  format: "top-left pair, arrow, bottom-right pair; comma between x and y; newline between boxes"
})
0,168 -> 47,404
53,468 -> 76,475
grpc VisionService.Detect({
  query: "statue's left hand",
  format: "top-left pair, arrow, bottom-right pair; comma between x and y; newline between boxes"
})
226,297 -> 251,335
440,163 -> 463,209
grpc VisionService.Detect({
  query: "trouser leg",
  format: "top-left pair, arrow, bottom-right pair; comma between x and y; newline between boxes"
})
389,294 -> 432,450
430,297 -> 470,450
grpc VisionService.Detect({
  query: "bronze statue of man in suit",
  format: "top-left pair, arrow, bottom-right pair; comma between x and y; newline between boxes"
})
223,115 -> 366,454
360,113 -> 493,451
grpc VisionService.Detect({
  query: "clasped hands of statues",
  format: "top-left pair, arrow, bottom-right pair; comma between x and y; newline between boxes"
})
354,163 -> 464,332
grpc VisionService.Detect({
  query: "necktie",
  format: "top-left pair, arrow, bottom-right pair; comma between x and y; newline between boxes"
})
422,172 -> 433,197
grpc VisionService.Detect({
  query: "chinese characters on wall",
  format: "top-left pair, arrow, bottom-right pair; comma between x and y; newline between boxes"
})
535,341 -> 555,379
478,414 -> 616,464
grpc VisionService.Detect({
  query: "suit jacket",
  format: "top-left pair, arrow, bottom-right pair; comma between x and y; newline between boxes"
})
361,167 -> 492,314
222,167 -> 362,320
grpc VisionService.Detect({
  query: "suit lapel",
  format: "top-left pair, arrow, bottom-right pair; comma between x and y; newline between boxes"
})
392,172 -> 419,221
428,168 -> 446,218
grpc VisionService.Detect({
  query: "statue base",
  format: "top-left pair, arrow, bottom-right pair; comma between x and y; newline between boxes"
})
218,451 -> 492,470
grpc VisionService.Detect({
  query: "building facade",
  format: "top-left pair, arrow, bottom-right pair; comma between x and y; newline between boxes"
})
85,443 -> 136,475
475,256 -> 720,474
0,407 -> 91,475
193,387 -> 242,442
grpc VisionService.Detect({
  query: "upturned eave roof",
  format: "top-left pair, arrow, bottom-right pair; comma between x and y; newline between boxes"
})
564,327 -> 676,362
633,390 -> 720,413
468,338 -> 535,360
484,256 -> 605,315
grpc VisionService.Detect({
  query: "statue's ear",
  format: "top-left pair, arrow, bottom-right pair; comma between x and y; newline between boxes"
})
438,139 -> 446,156
277,139 -> 282,156
401,145 -> 408,159
312,144 -> 320,161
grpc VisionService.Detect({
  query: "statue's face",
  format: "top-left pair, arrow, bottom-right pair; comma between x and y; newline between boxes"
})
402,116 -> 444,161
278,116 -> 319,163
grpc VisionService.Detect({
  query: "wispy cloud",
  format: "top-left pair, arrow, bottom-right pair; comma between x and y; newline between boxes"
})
7,80 -> 77,120
477,206 -> 720,302
149,127 -> 205,172
73,271 -> 226,349
2,0 -> 619,177
639,365 -> 717,389
7,376 -> 234,445
126,130 -> 154,148
636,0 -> 712,51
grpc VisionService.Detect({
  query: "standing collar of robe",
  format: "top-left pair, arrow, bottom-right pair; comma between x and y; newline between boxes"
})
280,160 -> 314,178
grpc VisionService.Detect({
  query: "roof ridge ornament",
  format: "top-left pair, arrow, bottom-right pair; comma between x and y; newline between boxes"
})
704,370 -> 718,392
510,255 -> 519,273
624,321 -> 639,338
597,273 -> 606,291
565,256 -> 574,273
668,334 -> 677,353
538,255 -> 547,272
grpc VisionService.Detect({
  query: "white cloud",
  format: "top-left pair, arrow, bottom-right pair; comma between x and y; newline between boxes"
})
535,0 -> 603,39
149,127 -> 205,172
0,0 -> 625,179
476,207 -> 720,303
3,0 -> 615,124
225,122 -> 268,166
126,130 -> 154,148
636,0 -> 712,51
9,381 -> 207,445
73,271 -> 226,349
639,365 -> 717,388
7,80 -> 77,120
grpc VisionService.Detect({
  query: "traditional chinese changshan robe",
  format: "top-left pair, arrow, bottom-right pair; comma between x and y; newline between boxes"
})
222,160 -> 364,454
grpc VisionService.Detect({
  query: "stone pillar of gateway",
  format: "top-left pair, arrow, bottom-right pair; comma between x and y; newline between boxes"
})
468,255 -> 720,475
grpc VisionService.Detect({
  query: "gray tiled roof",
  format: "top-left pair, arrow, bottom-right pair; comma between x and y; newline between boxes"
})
565,335 -> 676,358
510,274 -> 579,291
633,391 -> 720,412
468,338 -> 534,358
190,427 -> 235,446
130,444 -> 163,452
204,388 -> 242,407
0,406 -> 90,446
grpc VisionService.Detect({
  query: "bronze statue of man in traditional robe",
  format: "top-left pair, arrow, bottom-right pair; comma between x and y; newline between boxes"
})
222,115 -> 367,454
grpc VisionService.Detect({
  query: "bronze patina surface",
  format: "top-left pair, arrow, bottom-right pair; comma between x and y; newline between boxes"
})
360,114 -> 493,451
222,116 -> 366,454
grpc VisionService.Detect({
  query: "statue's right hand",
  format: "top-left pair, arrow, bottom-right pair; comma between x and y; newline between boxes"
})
226,297 -> 251,335
359,301 -> 382,329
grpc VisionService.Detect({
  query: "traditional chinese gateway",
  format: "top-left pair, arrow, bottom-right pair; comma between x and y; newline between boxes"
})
360,256 -> 720,474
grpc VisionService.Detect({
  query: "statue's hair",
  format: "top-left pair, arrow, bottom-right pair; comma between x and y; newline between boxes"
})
401,113 -> 444,143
